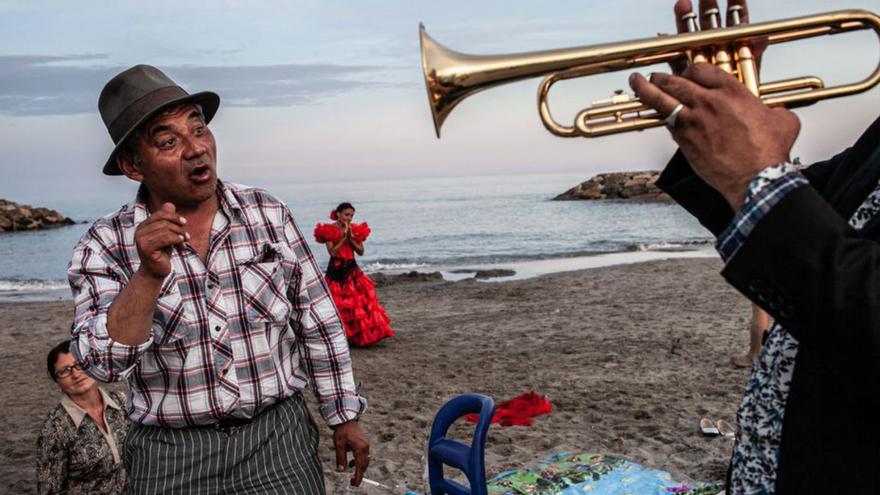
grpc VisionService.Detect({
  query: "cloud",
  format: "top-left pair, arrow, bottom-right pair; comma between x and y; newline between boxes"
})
0,56 -> 391,116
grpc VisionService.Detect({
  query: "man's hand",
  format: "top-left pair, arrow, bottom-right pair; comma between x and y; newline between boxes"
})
135,202 -> 188,280
631,0 -> 800,210
332,420 -> 370,486
107,202 -> 189,346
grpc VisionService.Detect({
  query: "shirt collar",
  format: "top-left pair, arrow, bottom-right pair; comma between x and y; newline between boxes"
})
130,180 -> 243,225
61,388 -> 122,428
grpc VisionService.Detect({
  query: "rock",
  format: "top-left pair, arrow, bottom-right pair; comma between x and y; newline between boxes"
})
554,170 -> 671,202
473,269 -> 516,279
0,199 -> 75,233
371,271 -> 444,288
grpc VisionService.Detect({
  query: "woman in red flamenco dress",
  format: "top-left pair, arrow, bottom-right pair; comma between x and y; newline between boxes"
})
314,202 -> 394,347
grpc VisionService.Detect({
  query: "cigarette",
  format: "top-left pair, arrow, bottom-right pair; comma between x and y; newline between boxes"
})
360,478 -> 391,489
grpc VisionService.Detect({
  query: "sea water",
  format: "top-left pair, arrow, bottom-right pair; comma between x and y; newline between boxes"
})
0,172 -> 714,300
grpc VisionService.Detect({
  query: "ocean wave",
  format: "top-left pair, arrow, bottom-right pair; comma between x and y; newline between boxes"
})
360,261 -> 431,273
630,240 -> 713,252
359,243 -> 713,272
0,279 -> 69,292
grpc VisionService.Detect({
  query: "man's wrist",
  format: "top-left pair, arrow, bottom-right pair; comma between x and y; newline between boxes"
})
134,266 -> 167,290
715,164 -> 806,263
331,419 -> 358,430
723,160 -> 795,212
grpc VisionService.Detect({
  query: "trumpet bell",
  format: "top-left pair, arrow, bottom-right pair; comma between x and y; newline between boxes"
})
420,24 -> 452,138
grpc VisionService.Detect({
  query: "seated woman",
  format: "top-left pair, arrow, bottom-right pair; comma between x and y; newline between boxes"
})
36,340 -> 130,494
314,202 -> 394,346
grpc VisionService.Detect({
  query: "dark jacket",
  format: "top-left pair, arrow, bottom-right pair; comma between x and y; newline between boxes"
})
656,116 -> 880,495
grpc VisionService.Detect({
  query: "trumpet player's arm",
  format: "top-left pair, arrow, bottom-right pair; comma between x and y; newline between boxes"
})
655,147 -> 850,236
634,62 -> 880,385
657,149 -> 880,400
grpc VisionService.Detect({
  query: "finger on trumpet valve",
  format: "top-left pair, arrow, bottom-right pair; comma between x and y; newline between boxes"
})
703,8 -> 721,29
726,5 -> 760,95
703,7 -> 734,73
729,5 -> 744,26
681,12 -> 699,33
680,12 -> 709,64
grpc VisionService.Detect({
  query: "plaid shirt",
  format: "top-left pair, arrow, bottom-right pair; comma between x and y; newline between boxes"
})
68,181 -> 366,428
716,163 -> 807,262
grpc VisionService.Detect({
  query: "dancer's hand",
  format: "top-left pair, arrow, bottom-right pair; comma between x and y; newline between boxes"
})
333,420 -> 370,486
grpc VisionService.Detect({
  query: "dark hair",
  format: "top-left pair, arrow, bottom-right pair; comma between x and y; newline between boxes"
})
46,340 -> 71,381
335,202 -> 355,213
118,129 -> 145,166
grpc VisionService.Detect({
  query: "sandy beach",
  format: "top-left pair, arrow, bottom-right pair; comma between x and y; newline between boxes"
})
1,257 -> 753,494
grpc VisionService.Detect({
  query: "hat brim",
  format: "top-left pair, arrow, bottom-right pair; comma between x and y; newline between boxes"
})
102,91 -> 221,176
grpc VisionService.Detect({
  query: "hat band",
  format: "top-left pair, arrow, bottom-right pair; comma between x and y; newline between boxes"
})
108,86 -> 190,144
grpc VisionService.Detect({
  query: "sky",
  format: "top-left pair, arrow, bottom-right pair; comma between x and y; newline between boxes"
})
1,0 -> 879,205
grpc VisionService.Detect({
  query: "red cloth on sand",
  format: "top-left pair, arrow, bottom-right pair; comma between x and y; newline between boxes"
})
314,222 -> 393,347
465,391 -> 553,427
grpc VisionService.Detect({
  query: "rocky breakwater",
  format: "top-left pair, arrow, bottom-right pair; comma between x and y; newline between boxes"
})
0,199 -> 75,232
554,171 -> 671,201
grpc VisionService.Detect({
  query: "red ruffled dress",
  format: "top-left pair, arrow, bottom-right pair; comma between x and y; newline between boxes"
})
314,222 -> 394,347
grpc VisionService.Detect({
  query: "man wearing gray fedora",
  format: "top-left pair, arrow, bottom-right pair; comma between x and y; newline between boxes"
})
68,64 -> 370,494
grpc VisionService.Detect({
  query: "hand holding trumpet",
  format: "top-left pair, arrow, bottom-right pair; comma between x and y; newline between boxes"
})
630,0 -> 801,210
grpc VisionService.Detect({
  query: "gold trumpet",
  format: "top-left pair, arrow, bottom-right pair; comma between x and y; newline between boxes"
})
420,9 -> 880,138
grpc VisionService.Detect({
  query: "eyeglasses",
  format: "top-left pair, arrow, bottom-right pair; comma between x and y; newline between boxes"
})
54,363 -> 82,379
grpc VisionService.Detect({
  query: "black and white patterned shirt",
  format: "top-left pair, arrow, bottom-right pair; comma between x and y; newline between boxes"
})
717,164 -> 880,493
36,389 -> 129,495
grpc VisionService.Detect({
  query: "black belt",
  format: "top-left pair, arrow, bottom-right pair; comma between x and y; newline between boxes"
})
191,398 -> 287,431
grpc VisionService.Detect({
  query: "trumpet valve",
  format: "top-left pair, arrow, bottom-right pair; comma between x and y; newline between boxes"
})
681,12 -> 699,32
591,90 -> 635,107
729,5 -> 744,25
703,8 -> 721,29
681,12 -> 710,64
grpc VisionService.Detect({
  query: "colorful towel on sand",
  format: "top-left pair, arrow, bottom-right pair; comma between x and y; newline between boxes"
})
464,392 -> 553,427
487,453 -> 723,495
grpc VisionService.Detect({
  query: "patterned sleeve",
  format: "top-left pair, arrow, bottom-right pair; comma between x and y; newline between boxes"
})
716,163 -> 809,262
283,208 -> 367,425
68,229 -> 152,382
36,412 -> 67,495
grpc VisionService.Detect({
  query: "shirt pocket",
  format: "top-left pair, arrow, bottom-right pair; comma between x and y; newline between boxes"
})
151,274 -> 196,345
239,243 -> 295,324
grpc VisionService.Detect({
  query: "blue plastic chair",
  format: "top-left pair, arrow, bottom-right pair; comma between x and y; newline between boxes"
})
428,394 -> 496,495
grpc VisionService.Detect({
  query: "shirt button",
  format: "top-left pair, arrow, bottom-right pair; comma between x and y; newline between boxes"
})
214,326 -> 221,332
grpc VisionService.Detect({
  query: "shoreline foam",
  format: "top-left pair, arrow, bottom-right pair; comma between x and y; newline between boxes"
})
0,248 -> 718,302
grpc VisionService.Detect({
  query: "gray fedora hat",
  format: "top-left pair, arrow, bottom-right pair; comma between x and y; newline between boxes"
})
98,64 -> 220,175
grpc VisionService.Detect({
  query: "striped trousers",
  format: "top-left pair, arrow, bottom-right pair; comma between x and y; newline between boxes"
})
123,395 -> 325,494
